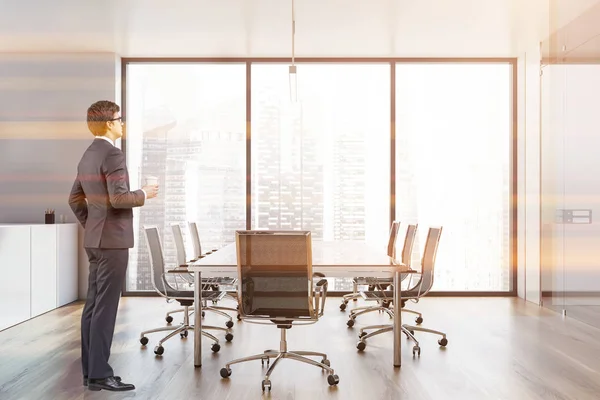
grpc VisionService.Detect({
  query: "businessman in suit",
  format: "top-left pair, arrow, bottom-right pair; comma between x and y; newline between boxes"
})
68,100 -> 158,392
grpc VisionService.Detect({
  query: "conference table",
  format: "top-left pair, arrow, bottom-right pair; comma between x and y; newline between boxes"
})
186,240 -> 414,368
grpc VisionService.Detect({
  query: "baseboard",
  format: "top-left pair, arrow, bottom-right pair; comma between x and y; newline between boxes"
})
542,291 -> 600,298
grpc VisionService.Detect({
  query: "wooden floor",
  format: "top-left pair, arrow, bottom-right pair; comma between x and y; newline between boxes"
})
2,297 -> 600,400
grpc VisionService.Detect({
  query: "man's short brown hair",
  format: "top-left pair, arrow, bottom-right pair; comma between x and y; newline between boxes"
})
87,100 -> 120,136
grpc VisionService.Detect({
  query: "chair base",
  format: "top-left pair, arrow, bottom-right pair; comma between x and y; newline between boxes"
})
141,306 -> 233,355
346,301 -> 423,326
355,322 -> 448,356
165,306 -> 194,323
220,327 -> 339,391
403,324 -> 448,346
356,324 -> 422,355
166,305 -> 238,327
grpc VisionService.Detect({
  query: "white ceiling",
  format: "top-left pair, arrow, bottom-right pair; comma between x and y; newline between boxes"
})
0,0 -> 597,57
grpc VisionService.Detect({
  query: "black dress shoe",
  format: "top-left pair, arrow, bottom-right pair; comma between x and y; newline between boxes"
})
83,375 -> 121,386
88,376 -> 134,391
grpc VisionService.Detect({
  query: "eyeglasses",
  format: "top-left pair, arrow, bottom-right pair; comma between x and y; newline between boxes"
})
108,116 -> 123,124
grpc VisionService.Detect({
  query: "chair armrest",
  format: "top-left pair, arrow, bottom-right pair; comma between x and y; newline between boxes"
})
313,278 -> 328,317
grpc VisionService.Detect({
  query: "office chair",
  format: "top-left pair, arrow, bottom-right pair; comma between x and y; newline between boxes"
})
219,230 -> 339,392
357,226 -> 446,356
346,223 -> 418,327
139,226 -> 233,356
168,223 -> 236,328
189,222 -> 240,312
340,221 -> 400,311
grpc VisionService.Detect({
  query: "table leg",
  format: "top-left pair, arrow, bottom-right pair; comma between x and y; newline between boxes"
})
393,270 -> 402,367
194,270 -> 202,367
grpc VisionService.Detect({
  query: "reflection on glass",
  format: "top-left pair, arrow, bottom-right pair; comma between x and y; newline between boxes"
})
541,64 -> 600,328
395,63 -> 512,291
125,64 -> 246,291
251,64 -> 391,291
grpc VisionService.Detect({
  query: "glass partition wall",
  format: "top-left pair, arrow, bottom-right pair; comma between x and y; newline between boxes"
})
122,59 -> 515,294
540,2 -> 600,328
541,62 -> 600,327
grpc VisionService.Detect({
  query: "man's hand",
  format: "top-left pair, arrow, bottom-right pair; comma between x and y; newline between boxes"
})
142,185 -> 159,199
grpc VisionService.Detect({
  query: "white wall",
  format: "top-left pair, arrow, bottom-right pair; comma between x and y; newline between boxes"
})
523,47 -> 542,305
0,52 -> 120,299
512,0 -> 549,304
0,0 -> 515,57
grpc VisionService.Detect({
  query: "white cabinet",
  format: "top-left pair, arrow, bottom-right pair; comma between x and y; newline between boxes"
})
57,224 -> 78,307
0,223 -> 78,331
0,226 -> 31,331
31,225 -> 58,316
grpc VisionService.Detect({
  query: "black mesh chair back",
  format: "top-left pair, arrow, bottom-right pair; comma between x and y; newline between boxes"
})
235,230 -> 314,320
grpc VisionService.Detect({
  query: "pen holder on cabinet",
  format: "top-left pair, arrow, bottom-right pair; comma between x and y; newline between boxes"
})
45,210 -> 55,224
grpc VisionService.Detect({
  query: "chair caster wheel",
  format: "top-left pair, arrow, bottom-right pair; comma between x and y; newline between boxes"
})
211,343 -> 221,352
438,338 -> 448,347
165,315 -> 173,324
347,319 -> 355,328
412,345 -> 421,356
415,316 -> 423,324
327,374 -> 340,386
220,368 -> 231,378
340,303 -> 347,311
237,314 -> 241,321
154,345 -> 164,355
225,333 -> 234,342
357,341 -> 366,351
180,330 -> 188,338
262,379 -> 271,391
226,320 -> 234,329
140,336 -> 149,346
358,332 -> 367,339
201,311 -> 205,318
352,298 -> 358,302
321,359 -> 330,367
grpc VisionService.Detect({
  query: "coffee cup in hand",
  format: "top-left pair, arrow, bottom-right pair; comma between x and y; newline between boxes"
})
145,176 -> 158,186
143,176 -> 159,199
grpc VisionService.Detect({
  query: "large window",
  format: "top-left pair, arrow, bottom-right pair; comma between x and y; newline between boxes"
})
125,64 -> 246,292
251,64 -> 391,291
123,60 -> 514,294
395,63 -> 512,291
